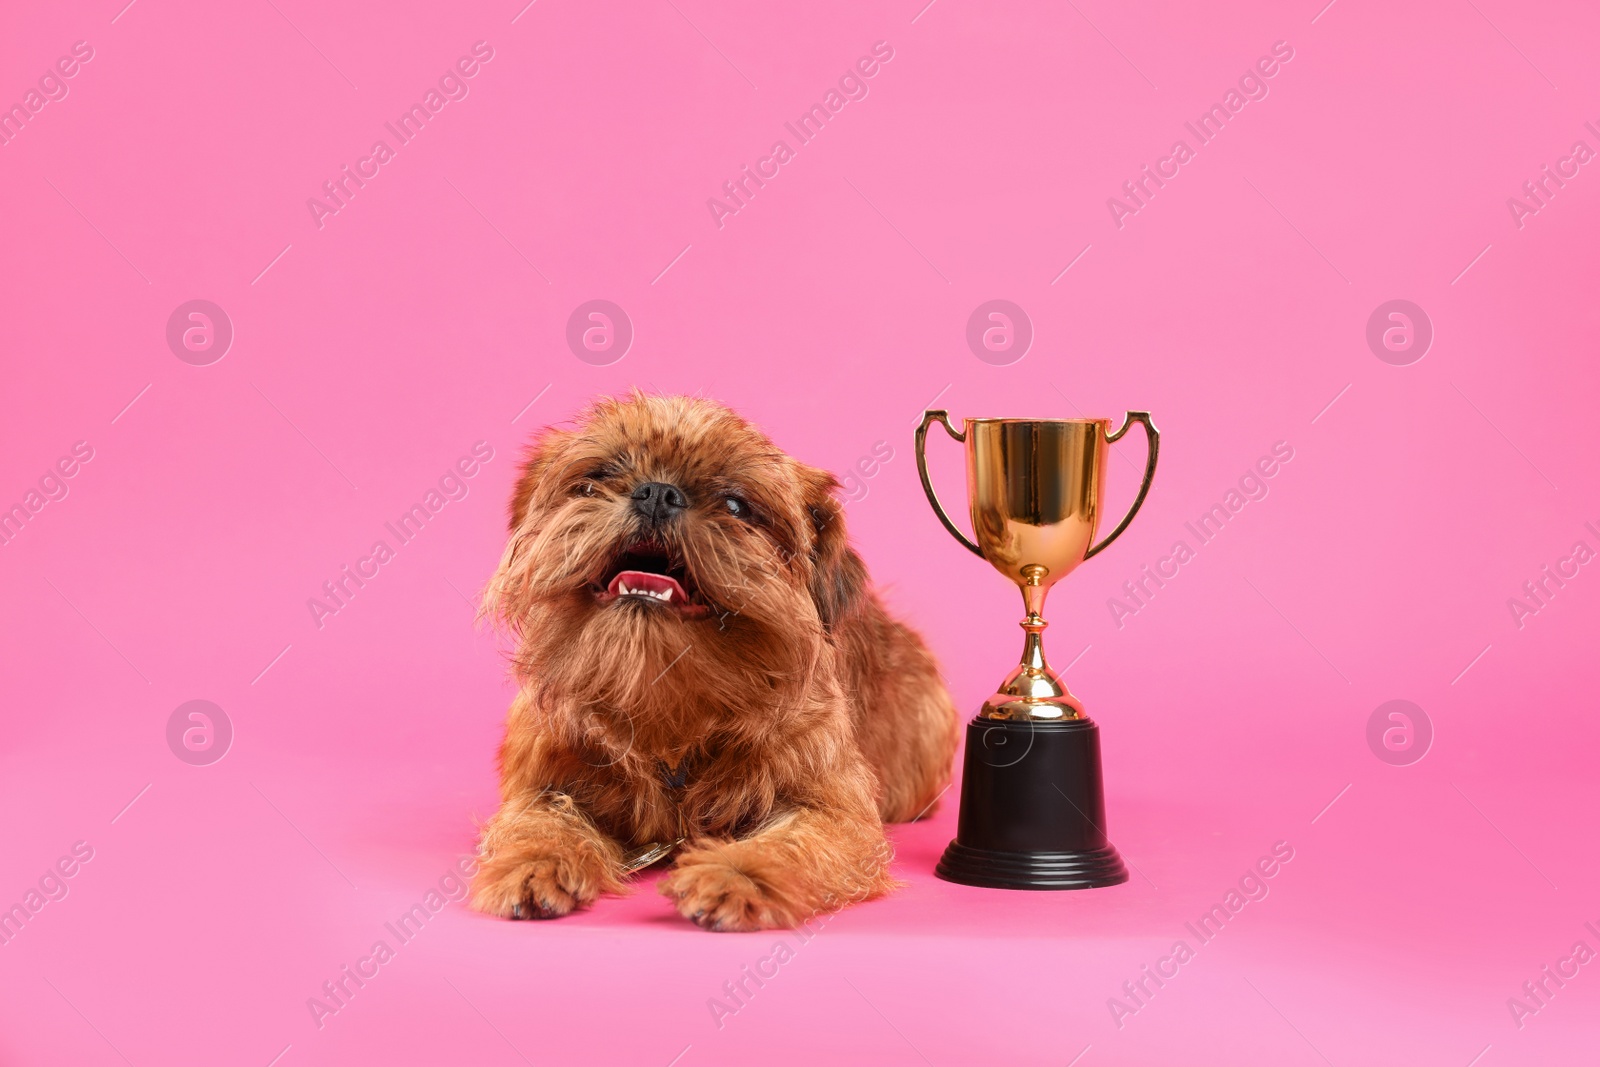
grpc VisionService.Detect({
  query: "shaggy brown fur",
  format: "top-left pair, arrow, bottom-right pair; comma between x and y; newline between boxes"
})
471,393 -> 958,931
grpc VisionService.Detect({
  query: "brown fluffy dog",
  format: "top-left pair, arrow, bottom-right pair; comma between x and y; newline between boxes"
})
470,393 -> 958,931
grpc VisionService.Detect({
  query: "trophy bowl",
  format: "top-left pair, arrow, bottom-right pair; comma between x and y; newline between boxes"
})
915,410 -> 1159,890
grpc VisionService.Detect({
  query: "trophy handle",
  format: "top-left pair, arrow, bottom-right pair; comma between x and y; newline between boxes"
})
1084,411 -> 1160,560
915,410 -> 983,558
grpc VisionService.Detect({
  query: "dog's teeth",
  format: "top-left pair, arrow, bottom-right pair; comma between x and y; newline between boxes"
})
613,578 -> 681,601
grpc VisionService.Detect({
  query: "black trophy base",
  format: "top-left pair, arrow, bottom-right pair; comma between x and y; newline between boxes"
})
936,841 -> 1127,890
935,715 -> 1129,891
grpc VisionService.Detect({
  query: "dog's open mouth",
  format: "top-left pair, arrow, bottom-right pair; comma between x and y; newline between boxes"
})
596,542 -> 709,617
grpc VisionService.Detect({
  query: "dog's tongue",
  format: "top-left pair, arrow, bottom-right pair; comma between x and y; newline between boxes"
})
607,570 -> 687,603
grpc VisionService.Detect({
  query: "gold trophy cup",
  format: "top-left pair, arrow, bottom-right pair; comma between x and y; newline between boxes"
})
916,410 -> 1159,889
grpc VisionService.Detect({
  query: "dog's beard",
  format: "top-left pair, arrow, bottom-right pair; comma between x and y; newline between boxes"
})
485,498 -> 825,749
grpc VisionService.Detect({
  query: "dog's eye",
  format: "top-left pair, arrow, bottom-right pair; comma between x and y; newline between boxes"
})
574,463 -> 618,496
724,496 -> 752,519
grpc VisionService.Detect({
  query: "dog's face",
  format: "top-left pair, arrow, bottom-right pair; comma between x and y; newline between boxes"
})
485,394 -> 865,731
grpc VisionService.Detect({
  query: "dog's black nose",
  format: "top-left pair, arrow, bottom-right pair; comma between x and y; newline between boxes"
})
631,481 -> 688,522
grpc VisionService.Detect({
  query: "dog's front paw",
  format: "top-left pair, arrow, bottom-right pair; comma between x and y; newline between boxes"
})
659,846 -> 799,932
472,849 -> 613,921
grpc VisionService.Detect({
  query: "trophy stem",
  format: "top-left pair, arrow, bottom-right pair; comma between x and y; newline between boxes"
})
980,565 -> 1083,721
1019,570 -> 1050,674
1019,621 -> 1049,673
1024,563 -> 1049,662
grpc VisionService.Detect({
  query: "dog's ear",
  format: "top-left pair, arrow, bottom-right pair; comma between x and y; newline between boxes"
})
508,427 -> 572,532
799,465 -> 868,630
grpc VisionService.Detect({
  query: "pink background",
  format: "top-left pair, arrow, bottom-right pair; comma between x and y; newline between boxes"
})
3,0 -> 1599,1064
